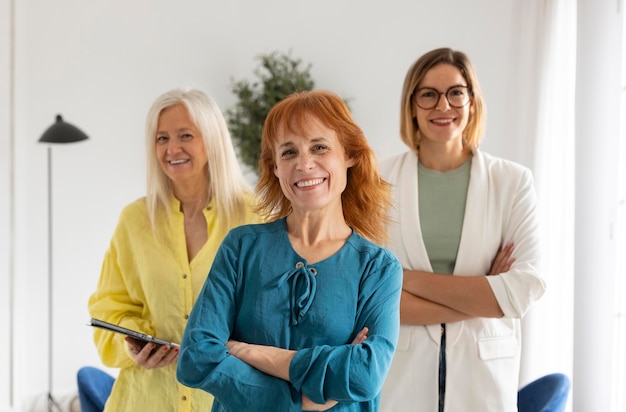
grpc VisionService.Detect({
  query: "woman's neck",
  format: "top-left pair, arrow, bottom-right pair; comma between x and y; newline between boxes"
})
418,143 -> 470,172
286,207 -> 351,246
285,207 -> 352,264
174,185 -> 211,216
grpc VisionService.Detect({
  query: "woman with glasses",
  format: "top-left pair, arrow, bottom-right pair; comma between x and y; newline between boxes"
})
379,48 -> 546,412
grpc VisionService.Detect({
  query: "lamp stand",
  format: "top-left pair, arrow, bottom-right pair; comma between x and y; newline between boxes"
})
46,147 -> 61,412
39,114 -> 88,411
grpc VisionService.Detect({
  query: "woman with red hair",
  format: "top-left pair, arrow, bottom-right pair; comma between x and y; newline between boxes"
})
177,90 -> 402,411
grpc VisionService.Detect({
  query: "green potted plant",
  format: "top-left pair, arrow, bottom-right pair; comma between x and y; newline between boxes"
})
227,51 -> 315,174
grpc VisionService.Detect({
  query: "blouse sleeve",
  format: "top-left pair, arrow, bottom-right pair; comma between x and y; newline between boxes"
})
289,253 -> 402,404
486,168 -> 546,318
88,210 -> 153,368
177,232 -> 301,411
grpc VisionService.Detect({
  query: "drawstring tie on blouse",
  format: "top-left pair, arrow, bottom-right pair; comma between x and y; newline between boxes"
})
278,262 -> 317,326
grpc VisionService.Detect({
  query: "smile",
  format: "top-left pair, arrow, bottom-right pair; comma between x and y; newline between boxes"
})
169,159 -> 189,165
431,119 -> 455,125
295,178 -> 325,188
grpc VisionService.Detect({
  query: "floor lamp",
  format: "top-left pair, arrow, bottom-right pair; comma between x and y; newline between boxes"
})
39,115 -> 89,412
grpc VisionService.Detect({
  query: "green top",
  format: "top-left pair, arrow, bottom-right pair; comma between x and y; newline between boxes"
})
418,157 -> 472,275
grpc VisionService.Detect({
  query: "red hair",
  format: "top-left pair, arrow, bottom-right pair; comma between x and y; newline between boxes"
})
256,90 -> 392,245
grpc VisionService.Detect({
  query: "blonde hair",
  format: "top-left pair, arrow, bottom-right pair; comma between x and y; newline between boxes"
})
145,88 -> 251,231
400,47 -> 486,152
256,90 -> 392,245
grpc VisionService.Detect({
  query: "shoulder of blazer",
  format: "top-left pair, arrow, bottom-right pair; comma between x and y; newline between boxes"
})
379,151 -> 416,181
476,150 -> 531,176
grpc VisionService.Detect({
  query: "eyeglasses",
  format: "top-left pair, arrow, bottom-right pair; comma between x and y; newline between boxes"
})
413,86 -> 472,110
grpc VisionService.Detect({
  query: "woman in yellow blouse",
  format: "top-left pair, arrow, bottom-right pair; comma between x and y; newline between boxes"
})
88,88 -> 260,411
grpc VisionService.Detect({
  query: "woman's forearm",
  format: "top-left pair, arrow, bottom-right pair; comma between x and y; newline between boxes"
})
302,395 -> 337,411
227,342 -> 339,410
226,340 -> 294,381
403,270 -> 503,318
400,290 -> 473,325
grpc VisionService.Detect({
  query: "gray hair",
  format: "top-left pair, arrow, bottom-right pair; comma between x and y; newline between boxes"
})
145,88 -> 251,231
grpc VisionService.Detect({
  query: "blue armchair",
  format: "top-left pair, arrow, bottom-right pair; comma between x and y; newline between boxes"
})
76,366 -> 115,412
518,373 -> 570,412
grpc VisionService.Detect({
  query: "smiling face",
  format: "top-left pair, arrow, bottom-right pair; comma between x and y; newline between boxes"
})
414,63 -> 474,150
273,117 -> 355,215
155,103 -> 208,188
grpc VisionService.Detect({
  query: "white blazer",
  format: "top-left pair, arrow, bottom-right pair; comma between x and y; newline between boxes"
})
379,149 -> 546,412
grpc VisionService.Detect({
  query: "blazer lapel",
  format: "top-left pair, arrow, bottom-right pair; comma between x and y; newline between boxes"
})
447,148 -> 488,347
398,152 -> 432,272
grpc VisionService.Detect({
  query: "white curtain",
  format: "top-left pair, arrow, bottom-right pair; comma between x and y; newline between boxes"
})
511,1 -> 576,409
574,1 -> 623,411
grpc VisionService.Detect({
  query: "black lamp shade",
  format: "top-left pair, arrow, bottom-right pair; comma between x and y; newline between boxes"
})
39,114 -> 89,143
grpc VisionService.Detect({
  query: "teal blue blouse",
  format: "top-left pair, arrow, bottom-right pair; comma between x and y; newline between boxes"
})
177,218 -> 402,411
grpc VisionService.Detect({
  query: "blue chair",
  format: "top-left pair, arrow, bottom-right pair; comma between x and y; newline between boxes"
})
517,373 -> 570,412
77,366 -> 115,412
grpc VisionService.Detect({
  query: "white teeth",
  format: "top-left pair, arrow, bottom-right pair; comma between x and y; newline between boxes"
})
296,178 -> 324,187
432,119 -> 453,124
169,159 -> 188,164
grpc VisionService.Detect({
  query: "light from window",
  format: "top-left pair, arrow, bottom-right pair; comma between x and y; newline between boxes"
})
611,8 -> 626,412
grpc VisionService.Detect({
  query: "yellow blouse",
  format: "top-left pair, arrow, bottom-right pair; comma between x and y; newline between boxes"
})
88,196 -> 259,412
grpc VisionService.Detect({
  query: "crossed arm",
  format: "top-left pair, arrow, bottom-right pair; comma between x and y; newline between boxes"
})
401,243 -> 515,325
226,327 -> 369,411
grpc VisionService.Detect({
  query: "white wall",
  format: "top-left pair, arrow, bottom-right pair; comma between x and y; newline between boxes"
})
4,0 -> 527,410
1,0 -> 14,410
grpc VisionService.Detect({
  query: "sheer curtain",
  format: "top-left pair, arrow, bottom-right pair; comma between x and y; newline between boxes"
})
611,6 -> 626,411
511,0 -> 576,408
513,2 -> 626,411
574,1 -> 622,411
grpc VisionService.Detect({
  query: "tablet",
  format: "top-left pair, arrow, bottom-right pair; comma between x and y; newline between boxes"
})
88,318 -> 180,349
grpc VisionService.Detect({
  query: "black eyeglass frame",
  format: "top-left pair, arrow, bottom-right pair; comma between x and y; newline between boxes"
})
412,86 -> 473,110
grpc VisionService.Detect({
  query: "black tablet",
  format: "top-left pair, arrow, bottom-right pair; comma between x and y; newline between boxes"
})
88,318 -> 180,349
